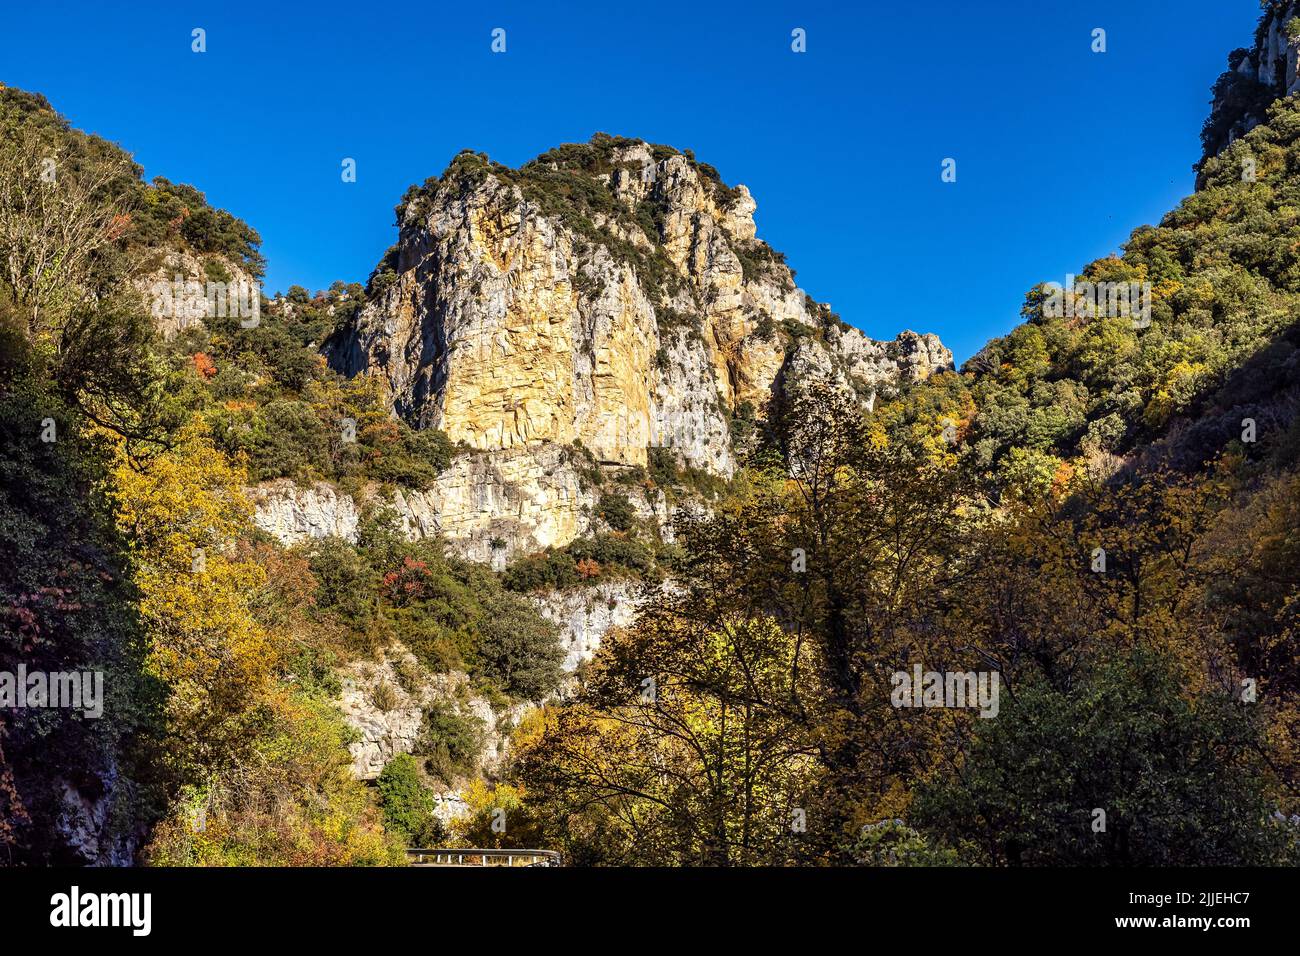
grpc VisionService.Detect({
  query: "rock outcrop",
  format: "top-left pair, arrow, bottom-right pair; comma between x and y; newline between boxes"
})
54,762 -> 139,866
249,137 -> 955,561
136,249 -> 262,340
336,577 -> 647,805
250,441 -> 600,565
339,647 -> 528,782
1202,1 -> 1300,162
327,136 -> 951,487
530,579 -> 648,672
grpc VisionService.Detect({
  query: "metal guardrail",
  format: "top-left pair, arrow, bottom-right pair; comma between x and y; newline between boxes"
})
406,848 -> 562,867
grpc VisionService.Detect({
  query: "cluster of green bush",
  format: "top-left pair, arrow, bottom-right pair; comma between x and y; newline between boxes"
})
133,178 -> 266,277
376,754 -> 445,847
502,533 -> 660,593
205,386 -> 452,488
596,491 -> 636,531
735,240 -> 793,288
160,283 -> 454,488
645,446 -> 734,498
419,703 -> 485,785
302,518 -> 563,702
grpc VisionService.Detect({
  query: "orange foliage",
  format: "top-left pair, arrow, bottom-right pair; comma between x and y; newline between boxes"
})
192,353 -> 217,380
105,212 -> 132,241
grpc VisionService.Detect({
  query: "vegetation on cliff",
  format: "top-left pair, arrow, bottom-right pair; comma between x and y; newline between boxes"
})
3,5 -> 1299,867
503,73 -> 1300,865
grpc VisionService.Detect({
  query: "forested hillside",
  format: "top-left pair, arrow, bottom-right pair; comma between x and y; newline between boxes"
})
504,10 -> 1300,863
1,3 -> 1298,867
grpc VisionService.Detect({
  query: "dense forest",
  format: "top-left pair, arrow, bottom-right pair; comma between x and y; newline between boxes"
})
1,3 -> 1299,868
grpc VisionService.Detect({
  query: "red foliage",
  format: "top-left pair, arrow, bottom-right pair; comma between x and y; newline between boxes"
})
0,728 -> 32,857
381,556 -> 432,605
192,353 -> 217,380
105,212 -> 133,241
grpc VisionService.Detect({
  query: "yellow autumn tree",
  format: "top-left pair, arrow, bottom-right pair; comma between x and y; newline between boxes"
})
108,417 -> 274,779
145,693 -> 401,866
108,416 -> 403,864
513,613 -> 822,866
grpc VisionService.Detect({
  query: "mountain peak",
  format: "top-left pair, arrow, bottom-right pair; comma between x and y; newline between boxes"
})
329,136 -> 950,482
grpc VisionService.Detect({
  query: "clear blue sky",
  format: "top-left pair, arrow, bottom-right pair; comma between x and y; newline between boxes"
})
1,0 -> 1262,362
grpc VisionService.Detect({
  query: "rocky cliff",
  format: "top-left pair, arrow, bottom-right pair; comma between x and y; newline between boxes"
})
338,582 -> 643,815
137,249 -> 262,340
1202,1 -> 1300,162
531,579 -> 649,673
250,439 -> 608,564
250,456 -> 671,565
327,135 -> 951,485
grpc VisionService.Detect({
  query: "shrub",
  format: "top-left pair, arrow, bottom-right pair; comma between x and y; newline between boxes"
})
392,656 -> 426,695
233,398 -> 330,482
303,537 -> 379,634
368,426 -> 453,487
472,592 -> 564,700
597,492 -> 636,531
419,705 -> 485,785
376,754 -> 443,847
569,534 -> 653,576
369,680 -> 400,712
503,534 -> 655,593
502,549 -> 581,592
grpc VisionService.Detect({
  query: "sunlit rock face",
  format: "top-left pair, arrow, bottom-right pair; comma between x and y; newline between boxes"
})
530,579 -> 648,672
1202,1 -> 1300,161
136,249 -> 262,340
327,137 -> 951,475
249,441 -> 600,565
316,136 -> 951,554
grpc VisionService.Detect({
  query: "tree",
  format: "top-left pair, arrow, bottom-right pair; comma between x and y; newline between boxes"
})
0,325 -> 157,863
473,591 -> 563,701
514,613 -> 821,866
597,492 -> 635,531
450,779 -> 545,850
145,694 -> 402,866
376,754 -> 443,847
107,417 -> 274,781
0,125 -> 133,334
912,649 -> 1296,865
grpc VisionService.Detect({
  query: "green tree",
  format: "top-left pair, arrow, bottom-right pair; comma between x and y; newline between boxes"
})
912,649 -> 1295,866
473,592 -> 564,701
376,754 -> 443,847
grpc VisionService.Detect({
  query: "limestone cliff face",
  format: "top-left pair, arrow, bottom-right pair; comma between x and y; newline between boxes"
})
338,582 -> 642,799
250,442 -> 599,565
135,249 -> 261,340
327,136 -> 951,487
329,171 -> 666,468
249,450 -> 676,566
339,648 -> 529,783
530,579 -> 648,672
1203,2 -> 1300,162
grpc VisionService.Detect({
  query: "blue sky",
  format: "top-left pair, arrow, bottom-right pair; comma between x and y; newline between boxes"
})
1,0 -> 1262,362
